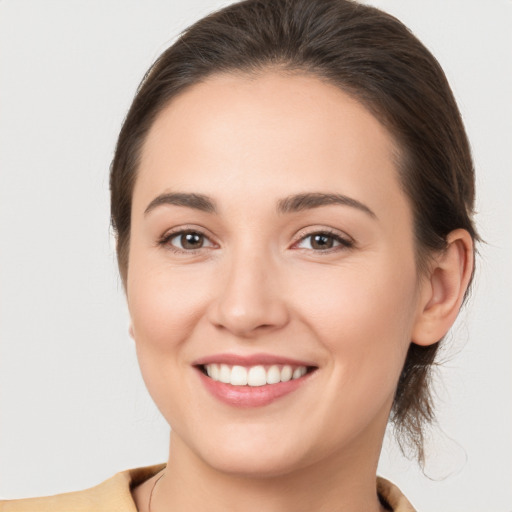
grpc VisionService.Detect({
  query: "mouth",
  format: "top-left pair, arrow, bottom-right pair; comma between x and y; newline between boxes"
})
197,363 -> 315,386
193,354 -> 318,407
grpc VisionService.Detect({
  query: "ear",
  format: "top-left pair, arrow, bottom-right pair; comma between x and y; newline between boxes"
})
412,229 -> 474,346
128,324 -> 135,340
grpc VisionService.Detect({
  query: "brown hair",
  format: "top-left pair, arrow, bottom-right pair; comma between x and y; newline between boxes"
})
110,0 -> 478,463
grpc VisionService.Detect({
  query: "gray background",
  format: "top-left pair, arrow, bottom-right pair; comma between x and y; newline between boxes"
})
0,1 -> 511,510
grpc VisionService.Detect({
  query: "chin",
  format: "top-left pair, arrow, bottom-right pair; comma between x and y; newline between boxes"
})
187,432 -> 312,478
203,451 -> 305,478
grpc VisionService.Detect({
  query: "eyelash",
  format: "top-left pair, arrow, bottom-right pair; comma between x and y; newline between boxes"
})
157,228 -> 354,254
293,228 -> 354,253
157,228 -> 216,254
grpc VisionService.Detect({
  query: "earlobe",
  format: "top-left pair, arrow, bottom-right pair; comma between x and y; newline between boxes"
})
129,324 -> 135,340
412,229 -> 474,346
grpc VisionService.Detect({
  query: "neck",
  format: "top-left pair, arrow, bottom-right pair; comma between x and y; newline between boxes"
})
150,432 -> 386,512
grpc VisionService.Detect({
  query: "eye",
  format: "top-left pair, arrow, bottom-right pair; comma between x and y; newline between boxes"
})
162,230 -> 215,252
295,231 -> 353,251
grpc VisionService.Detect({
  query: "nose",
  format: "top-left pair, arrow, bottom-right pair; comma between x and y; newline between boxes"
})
207,251 -> 290,338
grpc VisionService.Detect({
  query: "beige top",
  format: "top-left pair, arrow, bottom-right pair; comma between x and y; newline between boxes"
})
0,464 -> 416,511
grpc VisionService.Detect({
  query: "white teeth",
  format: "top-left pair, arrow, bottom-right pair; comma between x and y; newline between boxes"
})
210,364 -> 220,381
247,365 -> 267,387
281,365 -> 293,382
219,364 -> 231,384
203,363 -> 309,386
292,366 -> 308,379
266,365 -> 281,384
230,365 -> 248,386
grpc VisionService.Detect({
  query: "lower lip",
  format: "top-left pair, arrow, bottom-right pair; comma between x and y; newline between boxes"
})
196,368 -> 312,407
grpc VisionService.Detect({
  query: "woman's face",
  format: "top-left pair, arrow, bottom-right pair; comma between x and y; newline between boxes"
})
127,72 -> 427,476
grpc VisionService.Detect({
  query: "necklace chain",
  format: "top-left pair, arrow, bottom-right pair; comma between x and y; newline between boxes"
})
148,472 -> 165,512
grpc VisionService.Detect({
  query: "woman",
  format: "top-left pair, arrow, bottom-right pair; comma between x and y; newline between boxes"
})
0,0 -> 478,510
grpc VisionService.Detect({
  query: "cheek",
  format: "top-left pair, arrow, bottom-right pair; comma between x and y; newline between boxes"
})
126,261 -> 215,424
293,257 -> 418,385
127,261 -> 211,352
287,259 -> 419,446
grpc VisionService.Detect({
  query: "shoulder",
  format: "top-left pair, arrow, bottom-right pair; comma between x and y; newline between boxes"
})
377,476 -> 416,512
0,464 -> 165,512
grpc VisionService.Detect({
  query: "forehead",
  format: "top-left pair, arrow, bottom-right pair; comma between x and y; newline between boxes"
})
134,71 -> 408,222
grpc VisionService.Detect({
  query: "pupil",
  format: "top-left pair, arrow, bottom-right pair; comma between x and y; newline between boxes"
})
312,234 -> 333,250
182,232 -> 203,249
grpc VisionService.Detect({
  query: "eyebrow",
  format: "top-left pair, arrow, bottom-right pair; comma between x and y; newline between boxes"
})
144,192 -> 217,215
144,191 -> 375,218
277,192 -> 376,218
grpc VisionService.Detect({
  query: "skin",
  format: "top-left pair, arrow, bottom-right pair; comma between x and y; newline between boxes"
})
127,71 -> 473,512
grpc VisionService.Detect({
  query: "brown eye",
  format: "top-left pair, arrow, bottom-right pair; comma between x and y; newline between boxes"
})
181,232 -> 204,249
166,231 -> 214,251
310,234 -> 334,250
295,232 -> 353,251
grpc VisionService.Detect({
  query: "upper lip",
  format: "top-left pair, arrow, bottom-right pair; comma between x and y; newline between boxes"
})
192,353 -> 317,367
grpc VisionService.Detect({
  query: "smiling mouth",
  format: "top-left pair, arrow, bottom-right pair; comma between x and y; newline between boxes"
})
198,363 -> 316,387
